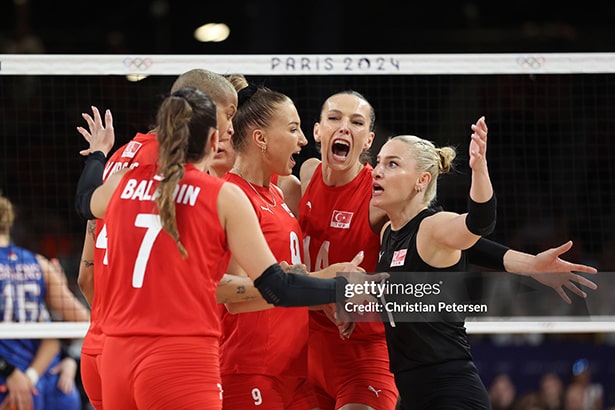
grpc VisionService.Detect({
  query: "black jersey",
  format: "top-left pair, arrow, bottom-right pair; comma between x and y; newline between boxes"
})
377,208 -> 473,374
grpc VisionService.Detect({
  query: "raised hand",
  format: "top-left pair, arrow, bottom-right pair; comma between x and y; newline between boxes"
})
77,106 -> 115,157
49,357 -> 77,394
337,315 -> 356,340
469,116 -> 488,172
527,241 -> 598,304
335,253 -> 390,330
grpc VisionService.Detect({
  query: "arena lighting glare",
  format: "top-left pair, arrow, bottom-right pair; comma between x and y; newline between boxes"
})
194,23 -> 230,43
126,74 -> 148,82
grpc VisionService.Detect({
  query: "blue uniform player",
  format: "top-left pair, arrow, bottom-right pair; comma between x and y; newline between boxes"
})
1,194 -> 86,409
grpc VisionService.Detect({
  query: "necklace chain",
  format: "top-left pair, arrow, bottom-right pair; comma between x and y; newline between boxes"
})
232,168 -> 277,209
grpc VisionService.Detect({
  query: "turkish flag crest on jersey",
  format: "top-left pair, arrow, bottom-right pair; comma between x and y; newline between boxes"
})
390,249 -> 407,267
330,210 -> 353,229
121,141 -> 143,158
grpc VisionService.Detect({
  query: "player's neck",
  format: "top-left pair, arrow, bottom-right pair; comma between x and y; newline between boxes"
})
389,203 -> 427,231
321,161 -> 362,187
232,157 -> 271,187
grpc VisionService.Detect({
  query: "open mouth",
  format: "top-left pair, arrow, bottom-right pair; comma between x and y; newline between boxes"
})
290,151 -> 300,166
331,139 -> 350,160
372,183 -> 383,194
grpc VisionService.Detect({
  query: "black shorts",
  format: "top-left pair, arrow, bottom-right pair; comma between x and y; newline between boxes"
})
394,360 -> 490,410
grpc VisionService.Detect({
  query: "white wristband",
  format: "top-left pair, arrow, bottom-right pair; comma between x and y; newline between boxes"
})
25,367 -> 39,385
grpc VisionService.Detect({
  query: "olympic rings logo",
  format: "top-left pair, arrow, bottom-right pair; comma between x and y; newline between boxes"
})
516,55 -> 545,70
123,57 -> 153,72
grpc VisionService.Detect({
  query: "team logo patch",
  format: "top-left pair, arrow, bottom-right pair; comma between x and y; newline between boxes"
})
390,249 -> 407,267
121,141 -> 143,158
330,210 -> 353,229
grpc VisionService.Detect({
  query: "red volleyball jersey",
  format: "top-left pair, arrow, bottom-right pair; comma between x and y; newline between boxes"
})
82,133 -> 159,355
219,173 -> 308,377
299,162 -> 385,341
102,133 -> 159,181
98,163 -> 229,337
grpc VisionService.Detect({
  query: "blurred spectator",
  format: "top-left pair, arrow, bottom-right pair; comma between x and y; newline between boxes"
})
489,373 -> 518,410
567,358 -> 603,410
538,372 -> 564,410
564,382 -> 586,410
513,392 -> 544,410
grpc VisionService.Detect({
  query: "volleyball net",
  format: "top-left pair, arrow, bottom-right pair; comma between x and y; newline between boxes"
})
1,53 -> 614,339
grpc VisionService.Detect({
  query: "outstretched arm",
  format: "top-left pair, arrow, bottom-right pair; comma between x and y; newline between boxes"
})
222,262 -> 311,314
503,241 -> 598,304
219,258 -> 273,314
216,273 -> 261,305
468,238 -> 598,304
219,186 -> 387,307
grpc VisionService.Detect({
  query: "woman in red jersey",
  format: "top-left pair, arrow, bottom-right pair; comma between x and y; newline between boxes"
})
74,87 -> 381,410
219,84 -> 319,410
299,90 -> 399,410
75,68 -> 241,410
221,73 -> 303,218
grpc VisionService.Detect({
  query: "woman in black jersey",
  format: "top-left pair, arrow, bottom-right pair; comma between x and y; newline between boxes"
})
371,116 -> 495,409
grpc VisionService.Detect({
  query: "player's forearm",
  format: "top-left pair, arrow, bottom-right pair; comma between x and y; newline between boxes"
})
224,299 -> 273,314
78,220 -> 96,306
216,274 -> 261,304
502,249 -> 534,276
29,338 -> 61,377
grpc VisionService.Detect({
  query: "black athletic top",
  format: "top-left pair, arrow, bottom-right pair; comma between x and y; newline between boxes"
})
376,208 -> 473,374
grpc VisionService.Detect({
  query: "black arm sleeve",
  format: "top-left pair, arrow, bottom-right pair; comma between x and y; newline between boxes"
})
75,151 -> 106,220
0,355 -> 16,378
465,194 -> 497,236
253,264 -> 348,307
467,237 -> 509,270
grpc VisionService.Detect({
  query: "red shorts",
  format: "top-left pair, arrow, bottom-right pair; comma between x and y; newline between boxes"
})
308,329 -> 398,410
101,335 -> 222,410
221,373 -> 318,410
80,351 -> 103,410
